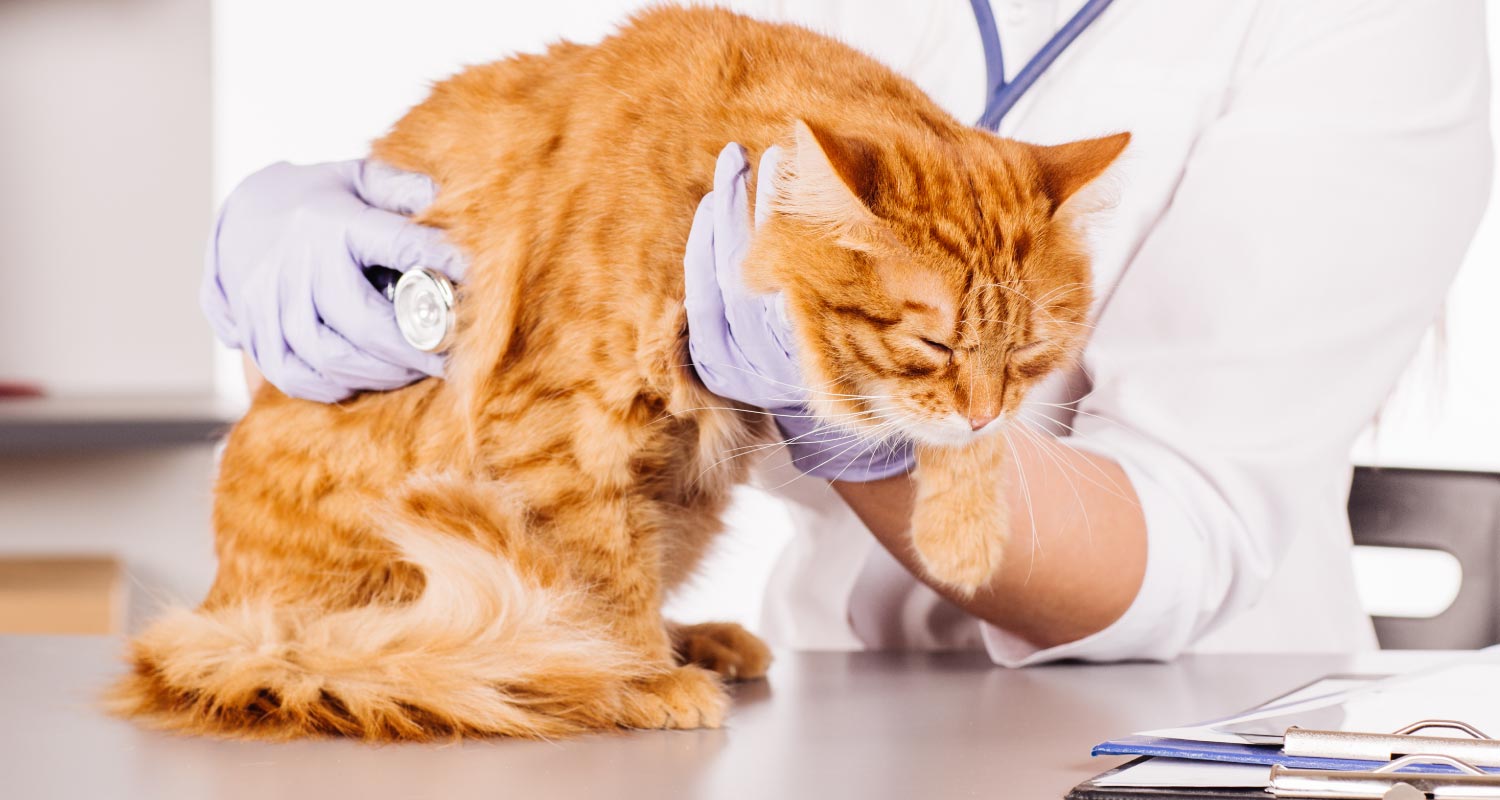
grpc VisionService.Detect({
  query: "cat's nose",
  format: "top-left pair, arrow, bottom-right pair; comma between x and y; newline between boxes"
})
967,413 -> 997,432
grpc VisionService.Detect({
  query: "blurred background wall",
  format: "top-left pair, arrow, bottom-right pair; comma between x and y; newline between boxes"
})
1,0 -> 1497,635
0,0 -> 217,630
1,0 -> 212,394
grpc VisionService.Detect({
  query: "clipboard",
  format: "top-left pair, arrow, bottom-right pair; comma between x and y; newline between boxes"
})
1067,757 -> 1265,800
1067,720 -> 1500,799
1093,720 -> 1500,775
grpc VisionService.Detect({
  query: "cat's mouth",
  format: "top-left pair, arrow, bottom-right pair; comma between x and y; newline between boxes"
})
904,415 -> 1006,447
864,398 -> 1007,448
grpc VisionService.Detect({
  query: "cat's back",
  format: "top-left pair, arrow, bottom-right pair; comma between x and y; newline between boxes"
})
581,6 -> 950,149
378,6 -> 950,193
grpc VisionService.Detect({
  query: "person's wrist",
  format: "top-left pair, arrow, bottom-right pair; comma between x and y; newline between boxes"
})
775,409 -> 915,482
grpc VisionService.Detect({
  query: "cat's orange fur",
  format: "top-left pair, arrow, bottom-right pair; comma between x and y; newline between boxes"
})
110,7 -> 1126,740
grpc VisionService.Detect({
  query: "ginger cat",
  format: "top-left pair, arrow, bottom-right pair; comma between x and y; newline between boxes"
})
111,7 -> 1126,740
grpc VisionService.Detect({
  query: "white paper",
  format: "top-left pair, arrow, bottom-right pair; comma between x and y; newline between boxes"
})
1224,661 -> 1500,739
1136,647 -> 1500,746
1140,677 -> 1379,744
1091,758 -> 1270,789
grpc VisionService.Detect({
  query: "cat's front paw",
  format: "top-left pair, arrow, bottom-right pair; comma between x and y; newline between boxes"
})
910,439 -> 1010,596
621,666 -> 728,730
670,621 -> 772,681
910,509 -> 1007,596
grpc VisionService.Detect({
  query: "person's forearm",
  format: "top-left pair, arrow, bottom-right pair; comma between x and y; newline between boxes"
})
831,430 -> 1147,650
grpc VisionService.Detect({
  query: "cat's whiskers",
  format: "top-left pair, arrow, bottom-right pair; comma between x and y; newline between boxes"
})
825,431 -> 907,485
731,418 -> 907,491
973,280 -> 1054,312
712,409 -> 893,458
1020,387 -> 1101,410
969,281 -> 1096,336
1021,402 -> 1124,433
1030,281 -> 1092,308
970,313 -> 1094,335
671,359 -> 897,402
656,405 -> 887,426
1037,316 -> 1097,331
999,429 -> 1042,585
717,410 -> 888,455
766,417 -> 909,491
692,410 -> 905,483
969,316 -> 1028,336
1006,419 -> 1095,547
1014,409 -> 1131,501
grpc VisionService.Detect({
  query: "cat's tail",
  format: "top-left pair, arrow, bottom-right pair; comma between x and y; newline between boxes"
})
106,482 -> 654,741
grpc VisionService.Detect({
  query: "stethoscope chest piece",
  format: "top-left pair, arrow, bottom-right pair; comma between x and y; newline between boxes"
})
393,267 -> 456,352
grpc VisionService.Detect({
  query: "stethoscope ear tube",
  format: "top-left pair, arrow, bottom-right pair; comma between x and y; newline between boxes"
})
365,266 -> 403,301
971,0 -> 1116,130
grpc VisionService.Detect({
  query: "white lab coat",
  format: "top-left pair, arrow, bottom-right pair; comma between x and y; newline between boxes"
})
721,0 -> 1493,663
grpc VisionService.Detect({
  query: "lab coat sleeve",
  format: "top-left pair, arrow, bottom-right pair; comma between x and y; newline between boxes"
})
981,0 -> 1493,666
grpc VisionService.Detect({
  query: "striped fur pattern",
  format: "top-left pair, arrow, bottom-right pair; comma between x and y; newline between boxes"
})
110,7 -> 1126,740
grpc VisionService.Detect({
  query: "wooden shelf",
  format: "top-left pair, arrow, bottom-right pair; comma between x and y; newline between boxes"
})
0,393 -> 240,453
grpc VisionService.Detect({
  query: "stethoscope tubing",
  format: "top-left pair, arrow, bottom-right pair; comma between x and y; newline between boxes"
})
972,0 -> 1117,130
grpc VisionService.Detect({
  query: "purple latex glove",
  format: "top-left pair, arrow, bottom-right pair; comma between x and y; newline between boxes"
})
202,159 -> 467,403
683,144 -> 913,482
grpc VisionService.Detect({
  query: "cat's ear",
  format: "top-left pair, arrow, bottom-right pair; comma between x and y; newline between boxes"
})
1025,132 -> 1131,211
773,119 -> 882,240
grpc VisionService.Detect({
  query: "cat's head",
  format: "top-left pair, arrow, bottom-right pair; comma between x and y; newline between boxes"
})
750,120 -> 1128,448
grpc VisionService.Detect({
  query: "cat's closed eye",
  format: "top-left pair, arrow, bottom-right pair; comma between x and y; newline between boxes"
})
918,337 -> 953,358
1012,340 -> 1049,357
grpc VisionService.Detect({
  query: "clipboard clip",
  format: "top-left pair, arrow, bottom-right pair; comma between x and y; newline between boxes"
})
1284,720 -> 1500,768
1269,753 -> 1500,799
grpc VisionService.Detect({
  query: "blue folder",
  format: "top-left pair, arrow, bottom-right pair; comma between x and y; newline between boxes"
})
1093,735 -> 1500,775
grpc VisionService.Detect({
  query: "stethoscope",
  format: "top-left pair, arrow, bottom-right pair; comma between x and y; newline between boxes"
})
970,0 -> 1116,130
371,0 -> 1115,354
366,265 -> 456,352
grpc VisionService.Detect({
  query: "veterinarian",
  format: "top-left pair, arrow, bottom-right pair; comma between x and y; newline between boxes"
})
201,0 -> 1491,664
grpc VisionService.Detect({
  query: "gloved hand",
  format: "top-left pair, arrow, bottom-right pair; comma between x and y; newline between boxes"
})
201,159 -> 467,403
683,144 -> 914,482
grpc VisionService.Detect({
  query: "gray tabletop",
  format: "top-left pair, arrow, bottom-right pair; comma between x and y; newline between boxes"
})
0,636 -> 1445,800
